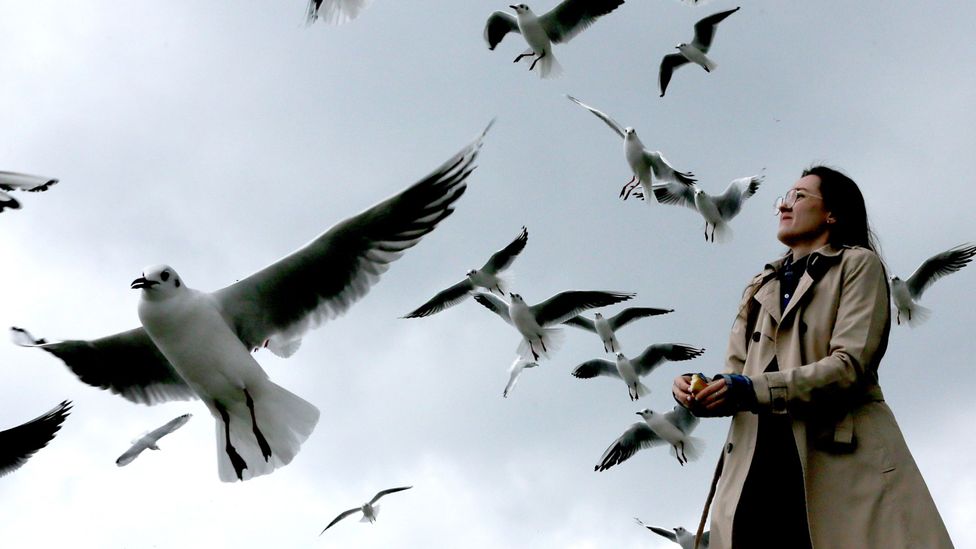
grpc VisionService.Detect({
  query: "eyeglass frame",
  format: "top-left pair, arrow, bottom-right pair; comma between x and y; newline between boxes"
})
774,189 -> 823,213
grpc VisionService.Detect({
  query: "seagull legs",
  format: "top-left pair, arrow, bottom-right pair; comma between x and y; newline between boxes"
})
216,402 -> 248,481
620,176 -> 641,200
244,388 -> 272,462
528,51 -> 545,72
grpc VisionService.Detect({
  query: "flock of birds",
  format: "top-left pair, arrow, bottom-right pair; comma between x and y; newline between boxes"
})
2,0 -> 974,544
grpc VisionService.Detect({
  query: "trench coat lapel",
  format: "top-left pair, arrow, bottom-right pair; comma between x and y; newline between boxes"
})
753,277 -> 781,324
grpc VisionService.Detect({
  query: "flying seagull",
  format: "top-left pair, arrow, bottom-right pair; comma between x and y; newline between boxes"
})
571,343 -> 705,400
566,95 -> 696,202
595,405 -> 702,471
635,519 -> 709,549
563,306 -> 674,353
0,400 -> 71,477
402,226 -> 528,318
891,243 -> 976,326
305,0 -> 372,25
11,121 -> 492,482
484,1 -> 626,79
0,170 -> 59,214
503,355 -> 540,398
474,290 -> 634,360
116,413 -> 192,467
659,6 -> 740,97
320,486 -> 413,534
654,174 -> 763,242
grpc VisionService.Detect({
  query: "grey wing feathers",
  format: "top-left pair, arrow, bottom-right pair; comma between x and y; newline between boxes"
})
714,175 -> 762,219
0,400 -> 71,477
484,11 -> 519,49
653,180 -> 696,209
483,226 -> 528,274
691,6 -> 740,52
540,0 -> 626,44
607,307 -> 673,330
0,171 -> 59,192
562,315 -> 597,332
473,293 -> 512,323
370,485 -> 412,504
646,525 -> 678,542
664,404 -> 699,435
10,327 -> 196,405
214,122 -> 491,353
320,508 -> 361,534
572,358 -> 619,379
633,343 -> 705,376
531,291 -> 634,326
594,422 -> 661,471
402,279 -> 475,318
906,243 -> 976,298
659,53 -> 690,97
566,95 -> 626,139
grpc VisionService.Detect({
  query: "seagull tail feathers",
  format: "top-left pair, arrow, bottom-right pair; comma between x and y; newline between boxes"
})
712,222 -> 733,244
536,51 -> 563,79
900,303 -> 931,328
360,505 -> 379,521
517,327 -> 565,361
635,381 -> 651,399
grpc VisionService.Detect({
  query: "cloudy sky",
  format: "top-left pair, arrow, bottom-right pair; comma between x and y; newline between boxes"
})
1,1 -> 974,547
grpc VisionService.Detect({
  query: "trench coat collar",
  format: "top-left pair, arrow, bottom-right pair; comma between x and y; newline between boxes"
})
753,244 -> 847,324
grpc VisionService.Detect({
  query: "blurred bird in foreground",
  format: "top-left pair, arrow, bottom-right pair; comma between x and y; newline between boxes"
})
0,170 -> 59,214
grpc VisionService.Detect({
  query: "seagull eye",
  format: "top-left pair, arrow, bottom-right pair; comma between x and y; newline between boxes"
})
161,271 -> 170,282
175,279 -> 181,288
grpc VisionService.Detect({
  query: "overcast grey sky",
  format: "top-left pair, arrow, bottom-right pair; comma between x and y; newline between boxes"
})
1,1 -> 974,547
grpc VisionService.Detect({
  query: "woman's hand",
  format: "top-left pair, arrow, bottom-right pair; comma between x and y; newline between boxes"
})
693,378 -> 732,416
672,375 -> 694,408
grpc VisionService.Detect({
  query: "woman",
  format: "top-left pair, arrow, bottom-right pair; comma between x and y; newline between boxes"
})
673,166 -> 954,548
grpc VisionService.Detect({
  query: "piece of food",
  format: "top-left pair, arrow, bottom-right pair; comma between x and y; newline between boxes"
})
689,373 -> 709,394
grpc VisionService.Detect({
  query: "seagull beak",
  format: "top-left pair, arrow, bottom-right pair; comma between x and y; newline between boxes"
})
130,277 -> 158,290
509,4 -> 518,9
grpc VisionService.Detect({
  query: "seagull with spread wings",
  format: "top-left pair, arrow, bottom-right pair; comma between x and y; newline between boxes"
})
634,519 -> 709,549
571,344 -> 704,400
320,486 -> 413,534
595,405 -> 702,470
563,306 -> 673,353
659,7 -> 740,97
402,226 -> 528,318
0,171 -> 59,214
654,174 -> 763,242
115,413 -> 192,467
484,0 -> 626,79
566,95 -> 696,202
0,400 -> 71,477
891,243 -> 976,326
11,122 -> 492,482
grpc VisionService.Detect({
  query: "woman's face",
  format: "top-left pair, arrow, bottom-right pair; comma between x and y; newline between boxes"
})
777,174 -> 833,248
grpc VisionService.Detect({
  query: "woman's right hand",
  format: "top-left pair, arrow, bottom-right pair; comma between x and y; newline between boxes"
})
672,375 -> 694,408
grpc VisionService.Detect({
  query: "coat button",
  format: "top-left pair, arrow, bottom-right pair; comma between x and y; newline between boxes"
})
726,443 -> 734,454
752,331 -> 761,342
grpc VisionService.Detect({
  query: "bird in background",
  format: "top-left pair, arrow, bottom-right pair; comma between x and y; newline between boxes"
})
566,95 -> 696,202
659,6 -> 741,97
595,405 -> 702,471
484,0 -> 626,79
563,306 -> 674,353
0,170 -> 59,214
0,400 -> 71,477
320,486 -> 413,534
11,121 -> 493,482
571,343 -> 705,400
654,173 -> 764,242
635,518 -> 709,549
474,290 -> 634,360
305,0 -> 372,25
402,226 -> 528,318
115,413 -> 192,467
890,243 -> 976,326
503,355 -> 540,398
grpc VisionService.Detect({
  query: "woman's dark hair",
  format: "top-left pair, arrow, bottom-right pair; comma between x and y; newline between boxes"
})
802,165 -> 883,255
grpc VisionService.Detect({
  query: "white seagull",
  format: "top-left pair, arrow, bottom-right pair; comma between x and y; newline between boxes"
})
403,226 -> 528,318
654,174 -> 763,242
320,486 -> 413,534
635,519 -> 709,549
659,6 -> 740,97
305,0 -> 372,25
503,355 -> 540,398
115,413 -> 192,467
11,122 -> 491,482
890,243 -> 976,326
571,343 -> 705,400
474,290 -> 635,361
0,400 -> 71,477
563,306 -> 674,353
0,170 -> 59,214
595,405 -> 702,470
484,0 -> 626,79
566,95 -> 696,202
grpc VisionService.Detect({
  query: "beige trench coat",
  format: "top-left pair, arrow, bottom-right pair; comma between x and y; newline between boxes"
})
707,244 -> 953,549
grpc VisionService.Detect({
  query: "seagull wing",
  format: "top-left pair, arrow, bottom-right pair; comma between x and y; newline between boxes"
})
0,400 -> 71,477
0,189 -> 21,213
664,404 -> 700,435
653,180 -> 697,209
10,327 -> 195,405
566,95 -> 625,139
540,0 -> 626,44
633,343 -> 705,376
370,485 -> 413,504
643,524 -> 678,543
530,291 -> 634,326
607,307 -> 674,330
484,11 -> 520,49
473,293 -> 512,324
402,279 -> 475,318
572,358 -> 620,379
482,226 -> 529,274
659,53 -> 690,97
594,422 -> 662,472
691,6 -> 740,52
213,123 -> 490,356
713,175 -> 763,220
320,508 -> 362,534
647,151 -> 696,186
562,315 -> 597,332
905,243 -> 976,299
0,170 -> 59,192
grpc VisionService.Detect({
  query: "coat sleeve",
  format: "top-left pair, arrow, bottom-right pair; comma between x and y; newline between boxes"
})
751,250 -> 890,412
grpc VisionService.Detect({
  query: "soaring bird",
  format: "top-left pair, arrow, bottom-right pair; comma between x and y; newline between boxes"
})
563,306 -> 674,353
403,226 -> 528,318
305,0 -> 372,25
0,170 -> 59,214
635,519 -> 709,549
503,355 -> 540,398
571,344 -> 705,400
659,7 -> 740,97
890,243 -> 976,326
484,1 -> 626,79
0,400 -> 71,477
320,486 -> 413,534
115,413 -> 192,467
474,290 -> 634,361
566,95 -> 695,202
654,174 -> 763,242
595,405 -> 702,471
11,122 -> 491,482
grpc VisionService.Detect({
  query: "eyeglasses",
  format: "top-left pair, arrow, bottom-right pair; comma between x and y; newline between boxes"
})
774,189 -> 822,213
